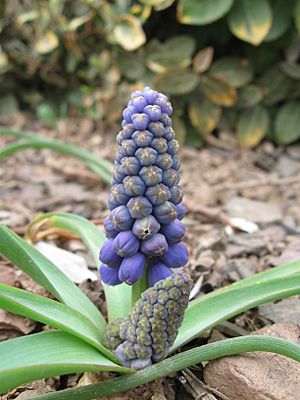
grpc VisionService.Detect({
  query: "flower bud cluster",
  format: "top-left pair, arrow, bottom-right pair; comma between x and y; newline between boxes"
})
103,272 -> 192,369
99,87 -> 188,286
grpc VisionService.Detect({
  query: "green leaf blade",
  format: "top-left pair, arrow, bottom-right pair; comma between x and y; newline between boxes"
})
0,225 -> 106,335
173,274 -> 300,351
0,331 -> 131,394
0,283 -> 117,361
28,213 -> 132,321
0,127 -> 113,184
22,336 -> 300,400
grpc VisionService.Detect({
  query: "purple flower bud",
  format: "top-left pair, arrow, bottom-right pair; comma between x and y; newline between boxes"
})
112,163 -> 126,183
148,263 -> 172,286
153,201 -> 177,224
123,106 -> 136,123
108,194 -> 122,210
113,230 -> 140,257
115,344 -> 131,368
160,113 -> 172,127
131,113 -> 150,130
143,87 -> 159,104
170,185 -> 183,205
121,157 -> 141,175
161,242 -> 188,268
139,166 -> 163,186
140,233 -> 168,256
130,358 -> 152,370
121,119 -> 127,128
154,98 -> 173,115
122,139 -> 138,156
167,139 -> 179,156
131,90 -> 143,99
148,122 -> 165,137
163,126 -> 175,141
111,184 -> 130,205
172,155 -> 181,170
143,105 -> 162,121
118,252 -> 146,284
131,96 -> 148,112
104,216 -> 119,238
115,147 -> 126,162
176,203 -> 186,220
99,238 -> 122,267
145,183 -> 171,205
151,138 -> 168,154
160,219 -> 185,243
132,130 -> 153,147
162,169 -> 179,187
155,153 -> 173,170
127,196 -> 153,219
132,215 -> 161,240
123,175 -> 146,196
99,264 -> 122,286
117,125 -> 134,144
110,205 -> 134,231
135,147 -> 157,166
157,92 -> 168,102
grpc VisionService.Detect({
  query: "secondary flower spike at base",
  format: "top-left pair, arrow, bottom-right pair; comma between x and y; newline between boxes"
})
103,272 -> 192,369
99,87 -> 188,286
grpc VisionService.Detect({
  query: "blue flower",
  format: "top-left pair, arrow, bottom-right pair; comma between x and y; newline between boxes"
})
153,201 -> 177,224
127,196 -> 153,219
110,205 -> 133,231
140,233 -> 168,257
99,238 -> 122,267
161,242 -> 189,268
113,231 -> 140,257
148,262 -> 172,286
99,87 -> 188,286
118,252 -> 146,284
99,264 -> 122,285
160,219 -> 185,244
132,215 -> 160,240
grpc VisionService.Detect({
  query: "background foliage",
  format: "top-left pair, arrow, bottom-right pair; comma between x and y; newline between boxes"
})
1,0 -> 300,147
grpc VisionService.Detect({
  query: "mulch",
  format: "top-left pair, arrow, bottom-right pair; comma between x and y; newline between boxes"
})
1,115 -> 300,399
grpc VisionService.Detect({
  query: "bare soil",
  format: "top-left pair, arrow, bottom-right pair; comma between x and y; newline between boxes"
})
1,116 -> 300,399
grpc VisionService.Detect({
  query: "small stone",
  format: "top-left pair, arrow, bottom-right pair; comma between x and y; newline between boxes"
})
204,322 -> 300,400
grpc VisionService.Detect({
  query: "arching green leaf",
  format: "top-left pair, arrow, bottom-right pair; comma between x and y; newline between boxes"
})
0,331 -> 130,394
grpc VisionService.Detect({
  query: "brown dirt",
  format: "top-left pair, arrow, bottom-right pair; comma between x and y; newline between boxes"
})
1,116 -> 300,399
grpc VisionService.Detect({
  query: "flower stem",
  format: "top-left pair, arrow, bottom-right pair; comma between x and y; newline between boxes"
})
131,264 -> 148,308
28,335 -> 300,400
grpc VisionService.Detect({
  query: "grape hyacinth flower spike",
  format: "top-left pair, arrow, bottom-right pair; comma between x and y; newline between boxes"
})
103,272 -> 192,369
99,87 -> 188,287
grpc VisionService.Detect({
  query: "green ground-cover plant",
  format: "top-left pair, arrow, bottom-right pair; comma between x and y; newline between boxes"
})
1,87 -> 300,398
1,0 -> 300,146
1,217 -> 300,397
